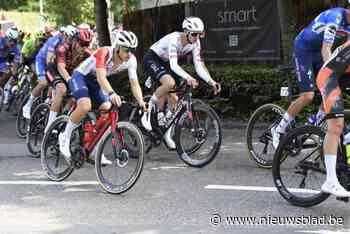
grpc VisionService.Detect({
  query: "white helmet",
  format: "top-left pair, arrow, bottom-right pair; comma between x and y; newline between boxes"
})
182,17 -> 204,33
63,25 -> 76,38
5,27 -> 19,41
112,30 -> 138,49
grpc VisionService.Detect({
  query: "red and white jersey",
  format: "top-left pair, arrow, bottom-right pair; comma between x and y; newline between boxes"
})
150,32 -> 210,82
76,46 -> 138,80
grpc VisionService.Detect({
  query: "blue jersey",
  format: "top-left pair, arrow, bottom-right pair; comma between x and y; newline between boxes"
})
295,8 -> 350,51
0,36 -> 21,63
36,34 -> 64,60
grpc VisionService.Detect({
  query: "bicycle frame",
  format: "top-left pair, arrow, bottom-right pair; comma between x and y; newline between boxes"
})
83,106 -> 120,155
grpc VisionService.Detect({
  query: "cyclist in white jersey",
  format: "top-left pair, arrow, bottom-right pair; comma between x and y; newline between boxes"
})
58,30 -> 146,164
141,17 -> 221,149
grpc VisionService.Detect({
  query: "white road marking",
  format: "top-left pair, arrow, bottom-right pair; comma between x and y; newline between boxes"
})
0,180 -> 99,185
296,230 -> 350,234
150,165 -> 187,170
205,185 -> 320,194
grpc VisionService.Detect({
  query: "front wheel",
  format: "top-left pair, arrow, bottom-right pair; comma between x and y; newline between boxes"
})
95,121 -> 145,194
41,116 -> 74,181
246,103 -> 285,168
26,103 -> 50,157
272,125 -> 330,207
16,94 -> 30,138
0,87 -> 4,112
175,101 -> 222,167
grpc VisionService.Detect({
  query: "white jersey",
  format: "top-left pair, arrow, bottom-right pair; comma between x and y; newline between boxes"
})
76,46 -> 138,80
150,32 -> 211,82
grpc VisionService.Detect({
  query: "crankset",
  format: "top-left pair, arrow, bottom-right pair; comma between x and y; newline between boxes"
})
72,146 -> 86,169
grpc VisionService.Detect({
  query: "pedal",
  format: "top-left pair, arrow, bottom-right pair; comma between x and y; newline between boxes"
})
336,197 -> 349,203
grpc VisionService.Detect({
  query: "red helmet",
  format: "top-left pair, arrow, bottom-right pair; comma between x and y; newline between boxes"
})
76,28 -> 92,46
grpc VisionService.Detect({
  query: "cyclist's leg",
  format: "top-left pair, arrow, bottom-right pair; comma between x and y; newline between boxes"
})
86,78 -> 112,164
317,43 -> 350,196
59,71 -> 91,159
272,48 -> 316,147
23,57 -> 48,119
45,67 -> 67,132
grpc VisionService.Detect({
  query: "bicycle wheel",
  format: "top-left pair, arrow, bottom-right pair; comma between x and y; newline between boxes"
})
41,116 -> 74,181
272,125 -> 330,207
174,101 -> 222,168
26,103 -> 50,158
95,121 -> 145,194
246,103 -> 285,168
16,94 -> 30,138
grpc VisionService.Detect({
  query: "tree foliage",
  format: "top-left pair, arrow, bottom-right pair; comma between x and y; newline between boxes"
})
44,0 -> 94,26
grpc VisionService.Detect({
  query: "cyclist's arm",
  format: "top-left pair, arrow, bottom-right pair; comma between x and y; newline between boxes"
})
128,56 -> 144,106
95,48 -> 114,95
56,45 -> 71,81
46,37 -> 60,64
192,42 -> 213,84
168,42 -> 193,80
322,12 -> 342,61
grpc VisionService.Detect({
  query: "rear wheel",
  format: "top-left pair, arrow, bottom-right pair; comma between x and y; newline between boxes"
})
246,103 -> 285,168
175,101 -> 222,167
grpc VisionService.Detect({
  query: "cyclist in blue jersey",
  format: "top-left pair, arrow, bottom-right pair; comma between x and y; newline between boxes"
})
22,25 -> 76,119
272,6 -> 350,149
0,27 -> 20,90
0,27 -> 21,106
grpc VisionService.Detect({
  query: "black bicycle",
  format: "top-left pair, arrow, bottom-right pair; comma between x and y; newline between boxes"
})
130,82 -> 222,168
272,111 -> 350,207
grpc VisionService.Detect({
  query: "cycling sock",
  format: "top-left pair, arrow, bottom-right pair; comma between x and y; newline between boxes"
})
63,120 -> 79,139
47,111 -> 58,128
276,112 -> 294,133
324,154 -> 338,184
26,94 -> 35,107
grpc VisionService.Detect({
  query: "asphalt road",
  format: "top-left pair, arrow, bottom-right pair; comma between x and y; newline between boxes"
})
0,111 -> 349,234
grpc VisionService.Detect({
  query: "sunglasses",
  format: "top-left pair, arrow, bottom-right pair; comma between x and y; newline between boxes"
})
120,46 -> 133,53
189,32 -> 204,38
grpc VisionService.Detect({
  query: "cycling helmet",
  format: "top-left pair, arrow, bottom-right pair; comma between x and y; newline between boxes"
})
112,30 -> 138,49
5,27 -> 19,41
76,28 -> 92,46
77,23 -> 91,30
63,25 -> 76,38
35,31 -> 45,39
43,26 -> 54,36
182,17 -> 204,33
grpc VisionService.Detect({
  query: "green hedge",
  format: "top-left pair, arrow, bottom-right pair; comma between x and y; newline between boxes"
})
109,64 -> 323,120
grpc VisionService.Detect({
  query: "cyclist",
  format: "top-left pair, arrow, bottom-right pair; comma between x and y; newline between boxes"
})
141,17 -> 221,149
44,26 -> 93,133
58,30 -> 146,164
0,27 -> 21,104
21,31 -> 47,67
272,6 -> 350,149
22,25 -> 76,119
315,40 -> 350,197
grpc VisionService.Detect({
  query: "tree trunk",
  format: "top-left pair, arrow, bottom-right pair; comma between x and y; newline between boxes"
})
95,0 -> 111,46
123,0 -> 130,26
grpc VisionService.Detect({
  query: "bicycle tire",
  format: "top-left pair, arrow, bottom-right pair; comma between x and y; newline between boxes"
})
95,121 -> 145,194
246,103 -> 285,168
16,94 -> 30,138
272,125 -> 330,207
175,101 -> 222,168
26,103 -> 50,157
41,115 -> 74,181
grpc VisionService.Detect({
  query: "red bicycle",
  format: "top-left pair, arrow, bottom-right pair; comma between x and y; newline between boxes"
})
40,103 -> 145,194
